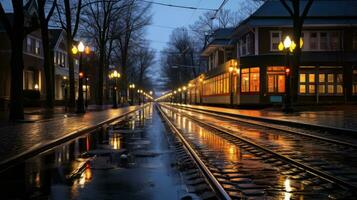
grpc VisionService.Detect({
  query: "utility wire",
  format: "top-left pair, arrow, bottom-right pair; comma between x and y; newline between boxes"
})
211,0 -> 229,19
138,0 -> 217,11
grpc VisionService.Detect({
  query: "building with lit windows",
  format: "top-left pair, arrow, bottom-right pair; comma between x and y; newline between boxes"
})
192,0 -> 357,106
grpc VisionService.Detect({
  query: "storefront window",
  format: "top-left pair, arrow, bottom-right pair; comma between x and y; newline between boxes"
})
241,67 -> 260,93
241,69 -> 249,92
250,67 -> 260,92
202,73 -> 230,96
267,66 -> 285,93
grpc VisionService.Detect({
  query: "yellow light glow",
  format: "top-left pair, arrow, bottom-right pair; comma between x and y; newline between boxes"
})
71,46 -> 78,55
183,86 -> 187,91
34,84 -> 39,90
78,41 -> 85,52
229,66 -> 234,73
63,76 -> 67,80
178,88 -> 181,92
85,46 -> 91,55
283,36 -> 292,49
278,42 -> 284,51
289,41 -> 296,52
300,37 -> 304,48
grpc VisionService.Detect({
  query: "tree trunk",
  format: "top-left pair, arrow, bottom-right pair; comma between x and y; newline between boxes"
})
67,37 -> 76,109
96,44 -> 104,105
40,20 -> 54,108
9,35 -> 25,120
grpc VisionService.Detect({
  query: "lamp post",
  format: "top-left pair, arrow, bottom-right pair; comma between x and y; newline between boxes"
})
178,88 -> 182,104
183,86 -> 187,104
199,75 -> 204,105
84,77 -> 89,108
72,41 -> 90,114
62,76 -> 68,111
109,70 -> 121,108
229,66 -> 234,107
129,84 -> 135,105
278,36 -> 301,113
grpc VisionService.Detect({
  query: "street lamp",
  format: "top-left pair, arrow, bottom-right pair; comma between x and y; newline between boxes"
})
62,76 -> 69,111
183,86 -> 187,104
72,41 -> 90,113
278,35 -> 302,112
109,70 -> 121,108
129,84 -> 135,105
199,75 -> 204,105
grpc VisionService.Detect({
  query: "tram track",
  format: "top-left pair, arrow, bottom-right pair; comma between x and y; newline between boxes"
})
166,103 -> 357,148
158,103 -> 357,199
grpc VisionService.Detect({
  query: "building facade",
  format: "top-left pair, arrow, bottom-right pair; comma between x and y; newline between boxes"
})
176,0 -> 357,106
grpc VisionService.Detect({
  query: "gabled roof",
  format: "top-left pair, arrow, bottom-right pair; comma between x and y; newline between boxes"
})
202,28 -> 235,56
49,29 -> 63,48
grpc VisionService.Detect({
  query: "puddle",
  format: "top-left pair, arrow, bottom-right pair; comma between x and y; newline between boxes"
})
0,104 -> 185,200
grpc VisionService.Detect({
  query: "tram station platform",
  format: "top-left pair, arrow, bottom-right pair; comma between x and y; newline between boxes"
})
0,104 -> 146,168
168,103 -> 357,132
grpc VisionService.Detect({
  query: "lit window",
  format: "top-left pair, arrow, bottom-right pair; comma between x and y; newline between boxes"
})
250,67 -> 260,92
309,74 -> 315,83
309,85 -> 315,94
319,85 -> 325,94
300,85 -> 306,93
241,69 -> 249,92
319,74 -> 325,82
327,74 -> 334,83
327,85 -> 334,94
267,66 -> 285,93
300,74 -> 306,83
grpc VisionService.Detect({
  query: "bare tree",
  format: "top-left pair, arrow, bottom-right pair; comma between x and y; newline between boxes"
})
280,0 -> 314,101
37,0 -> 57,109
80,0 -> 127,105
113,0 -> 152,102
160,27 -> 196,90
0,0 -> 38,120
55,0 -> 82,109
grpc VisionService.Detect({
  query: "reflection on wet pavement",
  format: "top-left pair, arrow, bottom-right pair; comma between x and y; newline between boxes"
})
161,106 -> 350,199
0,104 -> 184,200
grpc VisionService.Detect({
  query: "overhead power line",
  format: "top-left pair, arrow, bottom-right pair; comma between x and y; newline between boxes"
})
139,0 -> 217,11
211,0 -> 230,19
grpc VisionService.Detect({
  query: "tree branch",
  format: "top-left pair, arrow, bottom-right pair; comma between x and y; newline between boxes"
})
72,0 -> 82,38
279,0 -> 293,16
300,0 -> 314,25
46,0 -> 57,24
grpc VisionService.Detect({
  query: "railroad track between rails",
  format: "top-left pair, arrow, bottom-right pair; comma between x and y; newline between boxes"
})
166,103 -> 357,148
159,103 -> 357,199
157,104 -> 232,200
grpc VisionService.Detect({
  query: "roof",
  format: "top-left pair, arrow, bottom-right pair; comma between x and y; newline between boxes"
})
234,0 -> 357,37
252,0 -> 357,18
201,28 -> 235,56
49,29 -> 63,48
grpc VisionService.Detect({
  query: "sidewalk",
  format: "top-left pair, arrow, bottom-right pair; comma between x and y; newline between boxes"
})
0,104 -> 145,167
169,103 -> 357,131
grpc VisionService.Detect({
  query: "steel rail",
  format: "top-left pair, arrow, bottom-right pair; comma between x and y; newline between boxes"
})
168,104 -> 357,148
160,104 -> 357,191
167,103 -> 357,135
156,105 -> 232,200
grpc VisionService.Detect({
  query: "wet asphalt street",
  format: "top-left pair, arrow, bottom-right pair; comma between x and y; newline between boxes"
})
0,104 -> 186,200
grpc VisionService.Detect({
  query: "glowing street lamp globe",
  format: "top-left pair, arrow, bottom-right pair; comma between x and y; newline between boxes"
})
78,41 -> 85,52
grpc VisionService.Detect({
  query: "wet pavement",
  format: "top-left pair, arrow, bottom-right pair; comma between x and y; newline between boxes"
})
0,104 -> 186,200
160,106 -> 353,199
0,105 -> 142,164
165,105 -> 357,186
168,103 -> 357,130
